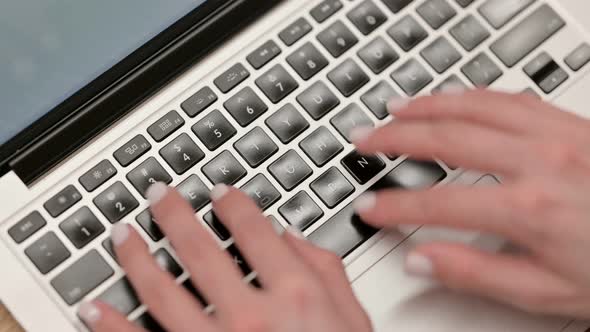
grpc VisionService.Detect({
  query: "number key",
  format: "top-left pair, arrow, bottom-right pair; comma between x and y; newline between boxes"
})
347,0 -> 388,35
192,110 -> 237,151
255,64 -> 299,104
159,133 -> 205,175
59,207 -> 105,249
317,21 -> 358,58
94,182 -> 140,223
224,87 -> 268,127
287,42 -> 329,80
127,157 -> 173,198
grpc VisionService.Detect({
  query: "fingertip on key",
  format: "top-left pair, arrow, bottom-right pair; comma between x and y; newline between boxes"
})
146,182 -> 169,205
350,127 -> 375,146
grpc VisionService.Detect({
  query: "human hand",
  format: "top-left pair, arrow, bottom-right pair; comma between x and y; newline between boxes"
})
351,89 -> 590,319
78,184 -> 372,332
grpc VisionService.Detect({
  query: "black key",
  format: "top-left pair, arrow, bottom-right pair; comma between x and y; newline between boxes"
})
51,250 -> 113,305
287,42 -> 329,80
328,59 -> 370,97
127,157 -> 173,198
182,280 -> 208,306
317,21 -> 358,58
375,159 -> 446,190
97,277 -> 139,315
455,0 -> 474,7
154,249 -> 183,278
297,81 -> 340,120
227,245 -> 253,276
135,313 -> 165,332
25,232 -> 71,274
214,63 -> 250,93
478,0 -> 535,29
113,135 -> 151,167
202,151 -> 247,185
203,211 -> 230,241
490,5 -> 565,68
358,37 -> 399,74
523,52 -> 554,79
234,127 -> 278,168
79,160 -> 118,192
224,87 -> 268,127
247,40 -> 282,70
381,0 -> 413,13
421,37 -> 462,74
565,43 -> 590,72
311,0 -> 343,23
255,64 -> 299,104
347,0 -> 388,35
102,238 -> 117,263
269,150 -> 313,191
538,67 -> 569,94
265,103 -> 310,144
432,74 -> 468,94
241,174 -> 282,211
461,53 -> 503,86
311,167 -> 355,208
44,185 -> 82,218
279,191 -> 324,231
450,15 -> 490,51
9,211 -> 46,244
330,103 -> 375,142
177,175 -> 211,212
279,18 -> 313,46
147,110 -> 185,142
361,81 -> 400,119
181,86 -> 218,118
159,133 -> 205,175
192,110 -> 237,151
341,151 -> 386,184
387,15 -> 428,52
59,207 -> 105,249
94,182 -> 139,223
416,0 -> 457,29
391,59 -> 433,96
136,209 -> 164,242
299,127 -> 344,167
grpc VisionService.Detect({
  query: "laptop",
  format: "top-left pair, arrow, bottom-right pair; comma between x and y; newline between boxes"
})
1,0 -> 589,331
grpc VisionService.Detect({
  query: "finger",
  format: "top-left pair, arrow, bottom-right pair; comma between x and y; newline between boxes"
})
146,183 -> 253,315
112,224 -> 213,332
79,301 -> 145,332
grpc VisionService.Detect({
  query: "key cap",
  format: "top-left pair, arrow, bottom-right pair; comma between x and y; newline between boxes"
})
203,211 -> 230,241
538,67 -> 568,94
287,42 -> 329,80
361,81 -> 399,119
330,103 -> 375,142
234,127 -> 279,168
94,182 -> 139,223
265,103 -> 310,144
51,250 -> 113,305
341,151 -> 385,184
317,21 -> 358,58
159,133 -> 205,175
461,52 -> 503,86
380,0 -> 413,13
9,211 -> 46,244
299,126 -> 344,167
114,135 -> 151,167
311,167 -> 355,208
358,37 -> 399,74
269,150 -> 313,191
127,157 -> 173,198
182,280 -> 208,306
44,185 -> 82,218
79,160 -> 118,192
478,0 -> 535,29
387,15 -> 428,52
202,151 -> 247,185
247,40 -> 282,70
177,175 -> 211,212
192,110 -> 237,151
524,52 -> 554,79
181,86 -> 218,118
59,207 -> 105,249
224,87 -> 268,127
391,59 -> 433,96
136,209 -> 164,242
565,43 -> 590,71
421,36 -> 462,74
432,74 -> 468,94
25,232 -> 71,275
227,245 -> 253,276
328,59 -> 370,97
375,159 -> 446,190
312,0 -> 343,23
279,18 -> 313,46
154,249 -> 183,278
241,174 -> 282,211
147,110 -> 185,142
347,0 -> 388,35
490,5 -> 565,68
96,277 -> 140,315
279,191 -> 324,231
255,64 -> 299,103
450,15 -> 490,51
102,238 -> 117,263
135,313 -> 165,332
297,81 -> 340,120
455,0 -> 474,7
214,63 -> 250,93
417,0 -> 457,29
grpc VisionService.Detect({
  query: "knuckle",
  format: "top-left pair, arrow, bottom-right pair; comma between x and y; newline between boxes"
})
543,142 -> 584,170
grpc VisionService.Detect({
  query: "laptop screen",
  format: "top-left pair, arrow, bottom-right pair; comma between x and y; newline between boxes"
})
0,0 -> 208,146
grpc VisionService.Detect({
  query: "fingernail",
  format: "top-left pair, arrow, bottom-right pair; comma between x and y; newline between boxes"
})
350,127 -> 374,145
405,252 -> 434,278
78,301 -> 101,324
387,98 -> 409,114
111,223 -> 130,246
440,84 -> 466,95
286,226 -> 306,240
210,184 -> 229,202
353,192 -> 377,213
146,182 -> 169,205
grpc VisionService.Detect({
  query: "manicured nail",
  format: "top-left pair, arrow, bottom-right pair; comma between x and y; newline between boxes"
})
286,226 -> 306,240
78,301 -> 101,324
350,127 -> 374,145
111,223 -> 130,246
387,98 -> 409,114
210,184 -> 229,202
405,252 -> 434,278
353,192 -> 377,213
146,182 -> 169,205
440,84 -> 466,95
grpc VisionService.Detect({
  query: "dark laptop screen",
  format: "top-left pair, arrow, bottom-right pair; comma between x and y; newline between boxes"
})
0,0 -> 208,145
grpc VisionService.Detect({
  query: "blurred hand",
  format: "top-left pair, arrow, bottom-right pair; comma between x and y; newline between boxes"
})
351,89 -> 590,319
79,184 -> 371,332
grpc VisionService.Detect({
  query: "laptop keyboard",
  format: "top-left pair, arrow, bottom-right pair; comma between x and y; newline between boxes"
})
4,0 -> 590,329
